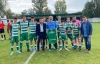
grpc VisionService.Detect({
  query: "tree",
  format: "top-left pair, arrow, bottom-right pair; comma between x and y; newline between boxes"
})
92,0 -> 100,17
5,9 -> 14,19
32,0 -> 51,14
83,0 -> 100,18
43,7 -> 52,14
0,0 -> 8,15
21,10 -> 28,17
54,0 -> 67,14
27,8 -> 35,14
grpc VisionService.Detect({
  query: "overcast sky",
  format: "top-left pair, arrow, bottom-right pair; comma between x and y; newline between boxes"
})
8,0 -> 89,14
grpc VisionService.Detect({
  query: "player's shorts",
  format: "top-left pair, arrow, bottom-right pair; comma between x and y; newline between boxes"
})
0,29 -> 4,33
59,34 -> 68,41
20,33 -> 28,41
29,33 -> 37,41
73,34 -> 79,40
67,34 -> 74,40
10,36 -> 19,44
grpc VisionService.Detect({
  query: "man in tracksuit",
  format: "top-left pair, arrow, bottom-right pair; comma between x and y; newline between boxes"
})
81,16 -> 93,54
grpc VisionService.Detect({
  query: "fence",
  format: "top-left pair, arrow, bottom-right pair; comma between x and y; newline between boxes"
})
88,18 -> 100,23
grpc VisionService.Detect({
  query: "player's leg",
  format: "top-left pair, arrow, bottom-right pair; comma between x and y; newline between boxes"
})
68,34 -> 73,46
78,36 -> 82,51
59,35 -> 62,51
57,32 -> 60,48
15,36 -> 21,53
7,29 -> 11,40
74,36 -> 77,50
73,35 -> 77,50
25,33 -> 30,52
10,37 -> 15,55
33,34 -> 37,50
0,29 -> 3,40
64,36 -> 69,51
20,33 -> 24,52
2,29 -> 6,40
29,34 -> 33,51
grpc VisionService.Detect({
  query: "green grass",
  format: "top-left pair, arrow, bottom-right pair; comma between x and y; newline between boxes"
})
0,23 -> 100,64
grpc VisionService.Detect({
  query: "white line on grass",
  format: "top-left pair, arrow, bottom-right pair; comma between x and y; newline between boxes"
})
24,51 -> 36,64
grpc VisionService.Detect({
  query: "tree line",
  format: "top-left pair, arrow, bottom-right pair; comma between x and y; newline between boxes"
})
0,0 -> 100,19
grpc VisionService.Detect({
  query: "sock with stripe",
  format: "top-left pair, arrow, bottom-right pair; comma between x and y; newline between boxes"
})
65,45 -> 68,48
11,46 -> 14,52
59,44 -> 62,48
16,46 -> 19,51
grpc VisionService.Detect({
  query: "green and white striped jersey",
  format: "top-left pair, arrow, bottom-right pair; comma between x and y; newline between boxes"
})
10,24 -> 19,37
71,25 -> 80,35
56,21 -> 61,32
58,24 -> 67,35
66,22 -> 73,34
18,20 -> 29,33
56,21 -> 61,27
29,22 -> 36,34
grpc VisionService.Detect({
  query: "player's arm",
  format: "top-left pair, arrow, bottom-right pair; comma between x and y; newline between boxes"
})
17,21 -> 20,30
66,27 -> 68,37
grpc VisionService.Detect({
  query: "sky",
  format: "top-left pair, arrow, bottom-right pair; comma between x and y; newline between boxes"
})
8,0 -> 89,14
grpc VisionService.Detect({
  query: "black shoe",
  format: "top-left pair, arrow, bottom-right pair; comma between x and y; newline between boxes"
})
27,49 -> 31,52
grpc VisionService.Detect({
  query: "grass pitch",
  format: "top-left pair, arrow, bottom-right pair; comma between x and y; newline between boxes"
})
0,23 -> 100,64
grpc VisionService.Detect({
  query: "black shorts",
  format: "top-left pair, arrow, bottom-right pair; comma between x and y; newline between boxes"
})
0,29 -> 4,33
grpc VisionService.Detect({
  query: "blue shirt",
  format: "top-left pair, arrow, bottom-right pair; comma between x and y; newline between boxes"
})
83,22 -> 88,37
46,21 -> 57,30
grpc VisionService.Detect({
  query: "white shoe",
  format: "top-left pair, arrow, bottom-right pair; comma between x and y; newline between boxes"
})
59,48 -> 62,51
17,50 -> 21,54
10,52 -> 14,56
65,48 -> 69,51
1,38 -> 4,40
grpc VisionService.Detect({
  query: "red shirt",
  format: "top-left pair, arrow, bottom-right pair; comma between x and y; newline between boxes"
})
0,23 -> 4,29
7,22 -> 11,29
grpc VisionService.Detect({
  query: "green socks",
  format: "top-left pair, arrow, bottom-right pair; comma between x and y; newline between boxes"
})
20,41 -> 23,50
16,46 -> 19,50
11,46 -> 14,51
26,42 -> 29,50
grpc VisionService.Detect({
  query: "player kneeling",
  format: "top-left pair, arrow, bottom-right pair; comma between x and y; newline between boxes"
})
9,18 -> 21,56
72,20 -> 82,51
58,20 -> 69,51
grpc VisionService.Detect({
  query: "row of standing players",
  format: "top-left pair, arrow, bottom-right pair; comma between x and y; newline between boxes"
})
9,16 -> 86,56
